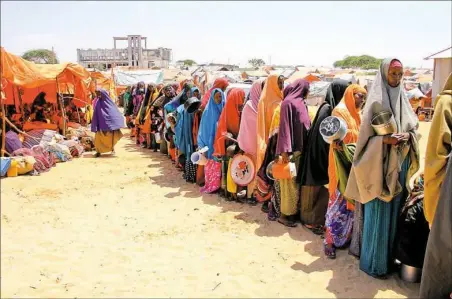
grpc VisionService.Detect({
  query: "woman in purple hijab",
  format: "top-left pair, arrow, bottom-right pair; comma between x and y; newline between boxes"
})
276,79 -> 311,227
91,89 -> 125,157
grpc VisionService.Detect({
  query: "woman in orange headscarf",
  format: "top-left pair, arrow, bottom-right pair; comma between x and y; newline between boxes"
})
256,75 -> 284,211
213,88 -> 246,200
323,84 -> 367,259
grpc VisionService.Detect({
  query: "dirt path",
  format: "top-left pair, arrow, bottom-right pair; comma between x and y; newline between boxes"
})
1,128 -> 427,298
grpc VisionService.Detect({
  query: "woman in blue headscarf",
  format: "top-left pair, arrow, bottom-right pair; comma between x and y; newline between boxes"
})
175,87 -> 201,182
164,83 -> 192,163
198,88 -> 225,193
91,89 -> 125,157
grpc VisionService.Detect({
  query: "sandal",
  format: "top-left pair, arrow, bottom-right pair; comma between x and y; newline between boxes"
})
246,198 -> 258,206
304,224 -> 325,235
324,244 -> 336,259
278,217 -> 297,228
261,201 -> 270,213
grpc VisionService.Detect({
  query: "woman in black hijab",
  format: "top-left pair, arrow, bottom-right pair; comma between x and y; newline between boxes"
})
298,79 -> 350,234
31,92 -> 48,122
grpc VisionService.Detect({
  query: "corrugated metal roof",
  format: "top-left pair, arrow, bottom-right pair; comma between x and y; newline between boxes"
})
424,46 -> 452,60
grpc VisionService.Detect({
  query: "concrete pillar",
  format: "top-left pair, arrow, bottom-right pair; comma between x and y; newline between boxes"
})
138,36 -> 142,68
127,36 -> 132,67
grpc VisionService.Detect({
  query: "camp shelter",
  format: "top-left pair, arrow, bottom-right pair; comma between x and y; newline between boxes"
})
112,68 -> 164,86
424,46 -> 452,101
1,47 -> 95,108
306,81 -> 331,106
90,71 -> 117,100
303,73 -> 321,83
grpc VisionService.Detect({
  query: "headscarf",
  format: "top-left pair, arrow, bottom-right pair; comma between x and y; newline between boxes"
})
165,83 -> 193,113
256,74 -> 283,171
345,58 -> 420,204
152,85 -> 176,108
201,78 -> 229,109
424,72 -> 452,224
248,80 -> 264,111
327,84 -> 367,199
276,79 -> 311,155
213,88 -> 245,156
91,89 -> 125,132
132,82 -> 145,117
139,83 -> 156,123
237,80 -> 264,156
190,86 -> 201,99
174,99 -> 196,158
197,88 -> 225,159
324,79 -> 350,108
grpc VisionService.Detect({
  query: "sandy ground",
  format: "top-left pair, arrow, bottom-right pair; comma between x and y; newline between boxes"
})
1,123 -> 431,298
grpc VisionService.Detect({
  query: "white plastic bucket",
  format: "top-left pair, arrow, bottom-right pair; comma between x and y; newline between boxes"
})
155,133 -> 161,144
191,146 -> 209,166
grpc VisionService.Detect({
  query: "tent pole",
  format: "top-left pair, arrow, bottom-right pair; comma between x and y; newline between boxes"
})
56,78 -> 66,136
1,103 -> 5,158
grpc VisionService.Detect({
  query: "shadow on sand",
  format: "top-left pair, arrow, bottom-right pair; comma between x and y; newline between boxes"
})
122,135 -> 419,298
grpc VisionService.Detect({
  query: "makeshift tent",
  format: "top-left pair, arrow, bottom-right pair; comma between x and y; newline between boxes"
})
424,46 -> 452,100
90,71 -> 117,100
113,69 -> 164,86
1,47 -> 95,107
307,81 -> 331,106
303,73 -> 321,83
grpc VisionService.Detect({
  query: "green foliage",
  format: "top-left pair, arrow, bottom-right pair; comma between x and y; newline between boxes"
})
177,59 -> 197,66
333,55 -> 382,70
248,58 -> 266,68
22,49 -> 59,64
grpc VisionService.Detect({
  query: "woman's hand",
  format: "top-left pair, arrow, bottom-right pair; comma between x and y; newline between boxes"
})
331,140 -> 343,150
383,133 -> 410,145
281,152 -> 290,163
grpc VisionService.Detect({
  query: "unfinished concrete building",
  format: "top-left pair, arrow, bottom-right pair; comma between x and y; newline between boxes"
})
76,35 -> 172,69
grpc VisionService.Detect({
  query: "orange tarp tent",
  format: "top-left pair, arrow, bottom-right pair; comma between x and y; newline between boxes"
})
90,71 -> 117,100
1,47 -> 95,107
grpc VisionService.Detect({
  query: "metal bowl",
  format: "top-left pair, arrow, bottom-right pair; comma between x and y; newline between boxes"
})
399,264 -> 422,283
266,161 -> 275,181
184,97 -> 201,113
319,116 -> 348,144
371,111 -> 397,136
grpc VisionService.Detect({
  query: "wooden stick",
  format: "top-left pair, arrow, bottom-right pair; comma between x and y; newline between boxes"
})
1,103 -> 6,157
56,78 -> 67,136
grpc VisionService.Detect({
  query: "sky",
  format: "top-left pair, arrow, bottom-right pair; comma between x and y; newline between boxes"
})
1,1 -> 451,68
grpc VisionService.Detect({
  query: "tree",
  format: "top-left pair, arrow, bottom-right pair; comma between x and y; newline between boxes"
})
333,55 -> 382,70
248,58 -> 266,68
22,49 -> 59,64
177,59 -> 197,66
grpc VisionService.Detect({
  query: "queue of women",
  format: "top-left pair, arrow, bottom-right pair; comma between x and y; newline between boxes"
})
93,58 -> 451,298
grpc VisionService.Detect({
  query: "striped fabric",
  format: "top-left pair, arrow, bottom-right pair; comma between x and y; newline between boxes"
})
22,130 -> 45,149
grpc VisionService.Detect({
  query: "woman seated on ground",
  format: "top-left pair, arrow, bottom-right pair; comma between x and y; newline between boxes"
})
344,58 -> 420,278
323,84 -> 367,259
213,88 -> 246,201
31,92 -> 48,123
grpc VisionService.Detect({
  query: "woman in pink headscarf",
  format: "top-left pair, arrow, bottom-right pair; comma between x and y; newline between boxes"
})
237,79 -> 265,205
